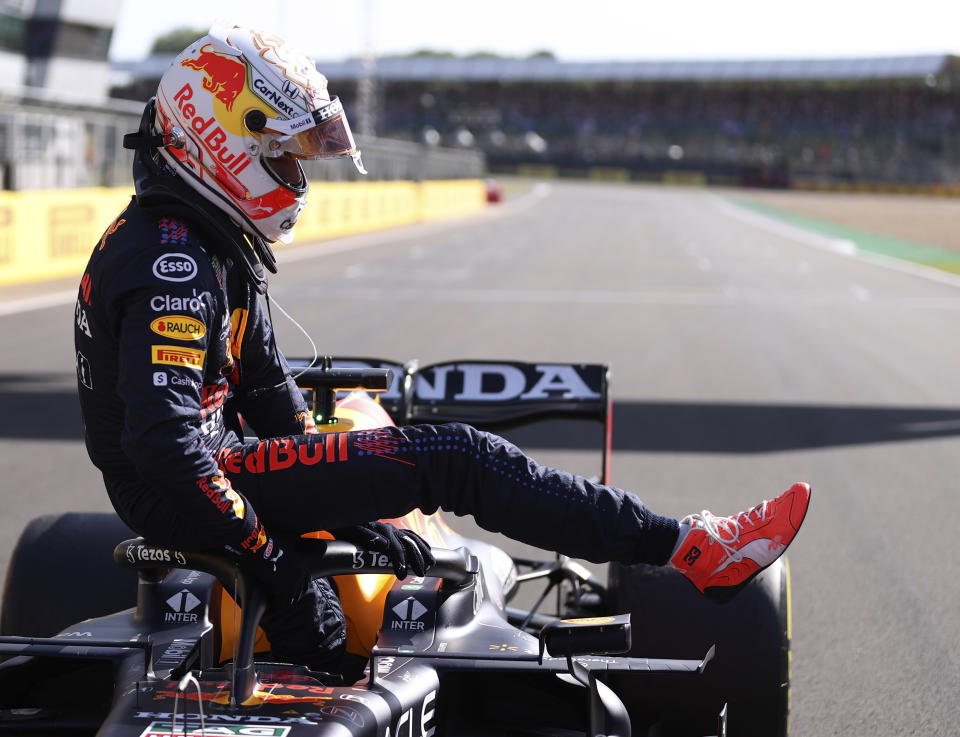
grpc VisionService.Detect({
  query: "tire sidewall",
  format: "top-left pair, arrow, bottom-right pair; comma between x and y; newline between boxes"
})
1,513 -> 138,638
607,558 -> 790,737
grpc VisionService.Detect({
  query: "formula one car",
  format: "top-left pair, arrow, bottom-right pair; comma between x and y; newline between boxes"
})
0,359 -> 791,737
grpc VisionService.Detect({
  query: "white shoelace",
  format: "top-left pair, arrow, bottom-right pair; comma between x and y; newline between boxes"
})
682,499 -> 770,564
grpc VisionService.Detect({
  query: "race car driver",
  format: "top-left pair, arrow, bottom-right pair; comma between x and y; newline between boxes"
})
74,23 -> 811,677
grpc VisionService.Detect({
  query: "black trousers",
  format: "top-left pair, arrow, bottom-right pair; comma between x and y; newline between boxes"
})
220,423 -> 677,566
217,422 -> 678,672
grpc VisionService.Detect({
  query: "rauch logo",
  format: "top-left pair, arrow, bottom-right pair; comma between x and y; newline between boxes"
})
150,315 -> 206,341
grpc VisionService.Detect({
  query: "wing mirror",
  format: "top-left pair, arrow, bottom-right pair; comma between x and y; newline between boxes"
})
538,614 -> 631,660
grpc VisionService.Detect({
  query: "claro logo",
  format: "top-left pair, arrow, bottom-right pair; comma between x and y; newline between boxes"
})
152,253 -> 198,282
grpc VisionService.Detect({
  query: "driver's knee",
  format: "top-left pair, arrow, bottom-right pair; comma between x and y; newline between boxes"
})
260,575 -> 347,672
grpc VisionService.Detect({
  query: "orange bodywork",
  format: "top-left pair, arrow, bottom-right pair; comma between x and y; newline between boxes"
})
215,392 -> 455,663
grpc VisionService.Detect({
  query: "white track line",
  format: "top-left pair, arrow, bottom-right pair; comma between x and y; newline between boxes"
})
0,289 -> 77,317
712,195 -> 960,290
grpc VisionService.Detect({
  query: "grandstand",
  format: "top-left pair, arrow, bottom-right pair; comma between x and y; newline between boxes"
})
270,54 -> 960,191
25,46 -> 960,193
0,0 -> 954,193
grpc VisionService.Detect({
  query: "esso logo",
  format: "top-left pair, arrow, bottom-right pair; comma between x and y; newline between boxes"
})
152,253 -> 198,282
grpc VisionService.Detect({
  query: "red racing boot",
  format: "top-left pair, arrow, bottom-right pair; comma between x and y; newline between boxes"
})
669,482 -> 811,603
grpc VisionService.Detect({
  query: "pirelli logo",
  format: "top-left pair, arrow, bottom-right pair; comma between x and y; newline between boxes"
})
152,345 -> 205,370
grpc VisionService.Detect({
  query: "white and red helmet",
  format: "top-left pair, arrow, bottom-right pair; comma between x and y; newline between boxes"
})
153,23 -> 365,243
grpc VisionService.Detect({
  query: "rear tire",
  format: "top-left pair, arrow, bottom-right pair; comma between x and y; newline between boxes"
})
607,558 -> 790,737
1,513 -> 138,637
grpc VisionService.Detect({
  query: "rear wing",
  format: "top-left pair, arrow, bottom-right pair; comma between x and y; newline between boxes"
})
290,357 -> 612,484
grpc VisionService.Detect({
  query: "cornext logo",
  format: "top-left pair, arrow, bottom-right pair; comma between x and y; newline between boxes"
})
253,75 -> 296,117
152,253 -> 197,282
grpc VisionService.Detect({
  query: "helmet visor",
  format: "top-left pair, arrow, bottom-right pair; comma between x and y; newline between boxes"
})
260,97 -> 366,174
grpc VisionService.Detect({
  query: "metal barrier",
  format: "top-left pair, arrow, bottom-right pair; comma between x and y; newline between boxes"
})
0,88 -> 484,190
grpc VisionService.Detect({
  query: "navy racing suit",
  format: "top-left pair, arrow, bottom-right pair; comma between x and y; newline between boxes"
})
75,169 -> 679,672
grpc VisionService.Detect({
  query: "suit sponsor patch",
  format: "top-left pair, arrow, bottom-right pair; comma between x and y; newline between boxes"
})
150,315 -> 206,341
76,351 -> 93,389
152,252 -> 197,282
151,345 -> 204,370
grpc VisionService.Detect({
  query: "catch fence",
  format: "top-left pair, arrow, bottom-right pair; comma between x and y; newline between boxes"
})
0,88 -> 484,190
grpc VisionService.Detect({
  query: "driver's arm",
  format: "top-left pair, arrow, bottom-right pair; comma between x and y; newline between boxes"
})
111,248 -> 303,601
230,294 -> 317,436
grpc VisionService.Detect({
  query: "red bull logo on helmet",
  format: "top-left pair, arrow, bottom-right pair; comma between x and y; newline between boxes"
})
172,83 -> 251,180
181,43 -> 246,112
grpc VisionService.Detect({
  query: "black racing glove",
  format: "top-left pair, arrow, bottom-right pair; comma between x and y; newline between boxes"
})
240,533 -> 311,609
331,521 -> 436,579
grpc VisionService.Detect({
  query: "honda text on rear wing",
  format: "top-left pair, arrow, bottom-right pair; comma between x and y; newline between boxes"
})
289,358 -> 613,484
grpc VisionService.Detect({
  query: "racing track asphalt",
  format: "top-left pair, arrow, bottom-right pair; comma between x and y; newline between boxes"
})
1,179 -> 959,736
